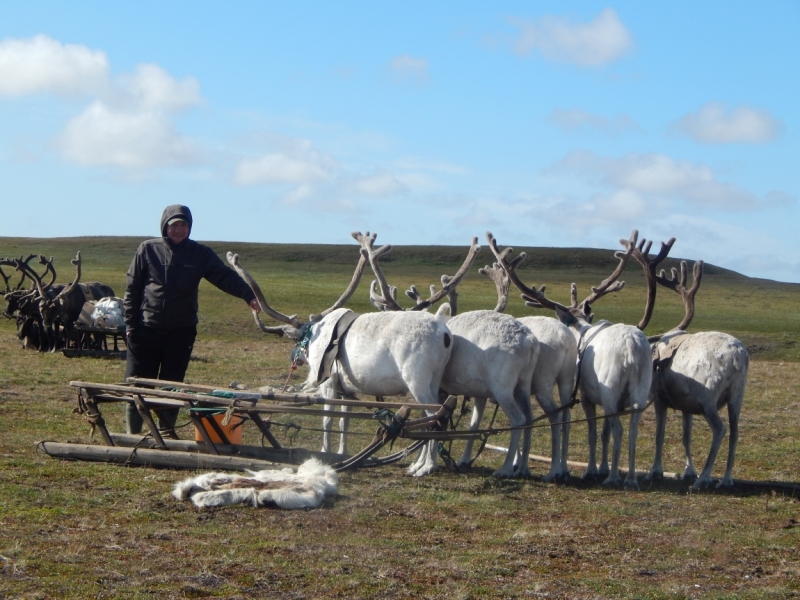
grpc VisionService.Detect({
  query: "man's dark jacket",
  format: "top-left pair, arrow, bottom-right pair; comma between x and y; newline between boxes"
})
123,204 -> 256,332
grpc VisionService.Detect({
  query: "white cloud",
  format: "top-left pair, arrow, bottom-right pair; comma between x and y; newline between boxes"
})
114,63 -> 201,112
389,54 -> 429,87
510,8 -> 633,66
393,156 -> 467,175
0,34 -> 108,97
525,190 -> 649,240
548,108 -> 643,135
346,169 -> 408,196
233,141 -> 337,186
553,150 -> 772,211
56,64 -> 203,169
0,35 -> 204,170
675,102 -> 782,144
56,101 -> 204,169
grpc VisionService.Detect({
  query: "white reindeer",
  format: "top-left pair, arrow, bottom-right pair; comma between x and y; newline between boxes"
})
228,232 -> 479,477
438,309 -> 539,478
456,259 -> 578,482
491,231 -> 653,490
631,239 -> 748,490
369,244 -> 540,478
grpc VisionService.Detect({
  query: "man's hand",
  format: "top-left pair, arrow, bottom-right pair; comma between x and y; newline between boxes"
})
249,298 -> 261,313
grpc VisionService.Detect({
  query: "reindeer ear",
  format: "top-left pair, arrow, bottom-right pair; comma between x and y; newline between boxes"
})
583,304 -> 594,323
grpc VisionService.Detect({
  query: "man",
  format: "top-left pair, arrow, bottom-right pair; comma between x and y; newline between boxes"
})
123,204 -> 260,434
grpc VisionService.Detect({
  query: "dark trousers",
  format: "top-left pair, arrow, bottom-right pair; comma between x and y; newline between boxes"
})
125,325 -> 196,434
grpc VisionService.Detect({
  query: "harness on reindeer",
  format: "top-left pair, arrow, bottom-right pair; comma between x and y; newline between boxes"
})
650,331 -> 692,409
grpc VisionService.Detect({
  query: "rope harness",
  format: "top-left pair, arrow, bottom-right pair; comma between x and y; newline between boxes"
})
283,323 -> 315,392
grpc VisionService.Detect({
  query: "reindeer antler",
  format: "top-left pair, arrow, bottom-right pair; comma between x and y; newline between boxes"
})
486,232 -> 570,313
656,260 -> 703,331
353,231 -> 402,311
363,235 -> 481,312
13,256 -> 47,300
478,262 -> 510,313
226,252 -> 304,335
373,280 -> 399,311
56,251 -> 82,296
627,235 -> 676,330
410,238 -> 480,312
38,255 -> 57,290
309,233 -> 375,320
575,230 -> 638,312
0,258 -> 18,294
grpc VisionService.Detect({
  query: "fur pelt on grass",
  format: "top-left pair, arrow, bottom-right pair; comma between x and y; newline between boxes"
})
172,458 -> 338,509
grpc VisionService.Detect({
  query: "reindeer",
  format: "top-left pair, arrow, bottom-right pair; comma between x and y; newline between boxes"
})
20,252 -> 114,349
468,259 -> 578,482
631,238 -> 748,490
227,232 -> 479,477
389,256 -> 540,479
489,231 -> 652,490
2,255 -> 64,350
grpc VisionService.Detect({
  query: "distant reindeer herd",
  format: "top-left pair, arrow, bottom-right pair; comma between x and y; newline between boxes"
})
2,231 -> 748,490
1,252 -> 115,352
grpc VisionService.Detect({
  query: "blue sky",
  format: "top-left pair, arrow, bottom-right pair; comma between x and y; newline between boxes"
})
1,1 -> 798,282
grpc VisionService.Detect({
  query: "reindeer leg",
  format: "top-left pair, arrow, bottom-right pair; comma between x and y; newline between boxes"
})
581,400 -> 599,481
512,386 -> 534,479
557,375 -> 573,481
337,404 -> 351,456
320,379 -> 337,454
409,439 -> 439,477
533,387 -> 561,483
600,416 -> 612,479
644,399 -> 668,482
457,397 -> 485,468
693,409 -> 726,491
623,412 -> 641,490
681,413 -> 698,481
718,401 -> 740,489
602,416 -> 623,487
493,393 -> 526,478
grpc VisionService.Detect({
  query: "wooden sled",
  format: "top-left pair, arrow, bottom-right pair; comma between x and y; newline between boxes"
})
38,377 -> 460,473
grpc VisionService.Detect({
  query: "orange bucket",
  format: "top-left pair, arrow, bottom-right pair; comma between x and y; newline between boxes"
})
194,413 -> 243,445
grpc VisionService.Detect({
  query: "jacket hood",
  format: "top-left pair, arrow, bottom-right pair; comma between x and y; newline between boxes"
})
160,205 -> 193,238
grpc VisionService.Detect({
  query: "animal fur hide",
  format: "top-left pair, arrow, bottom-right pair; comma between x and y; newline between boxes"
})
172,458 -> 338,510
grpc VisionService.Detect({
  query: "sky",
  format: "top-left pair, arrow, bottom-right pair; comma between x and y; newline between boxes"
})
1,1 -> 798,282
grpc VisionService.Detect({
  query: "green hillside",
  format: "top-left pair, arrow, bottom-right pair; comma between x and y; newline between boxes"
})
2,235 -> 798,361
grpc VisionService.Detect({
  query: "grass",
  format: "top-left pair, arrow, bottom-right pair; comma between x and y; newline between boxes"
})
1,235 -> 799,599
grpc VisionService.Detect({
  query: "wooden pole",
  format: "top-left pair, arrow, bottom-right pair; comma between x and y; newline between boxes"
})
133,394 -> 167,449
36,441 -> 292,471
109,433 -> 344,465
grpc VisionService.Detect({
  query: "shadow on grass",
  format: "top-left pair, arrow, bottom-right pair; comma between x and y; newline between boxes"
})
532,472 -> 800,497
441,462 -> 800,498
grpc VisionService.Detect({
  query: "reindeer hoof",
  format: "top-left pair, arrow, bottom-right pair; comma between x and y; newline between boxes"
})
716,478 -> 734,489
601,475 -> 622,487
643,471 -> 663,483
492,469 -> 515,478
623,479 -> 640,491
691,478 -> 713,491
